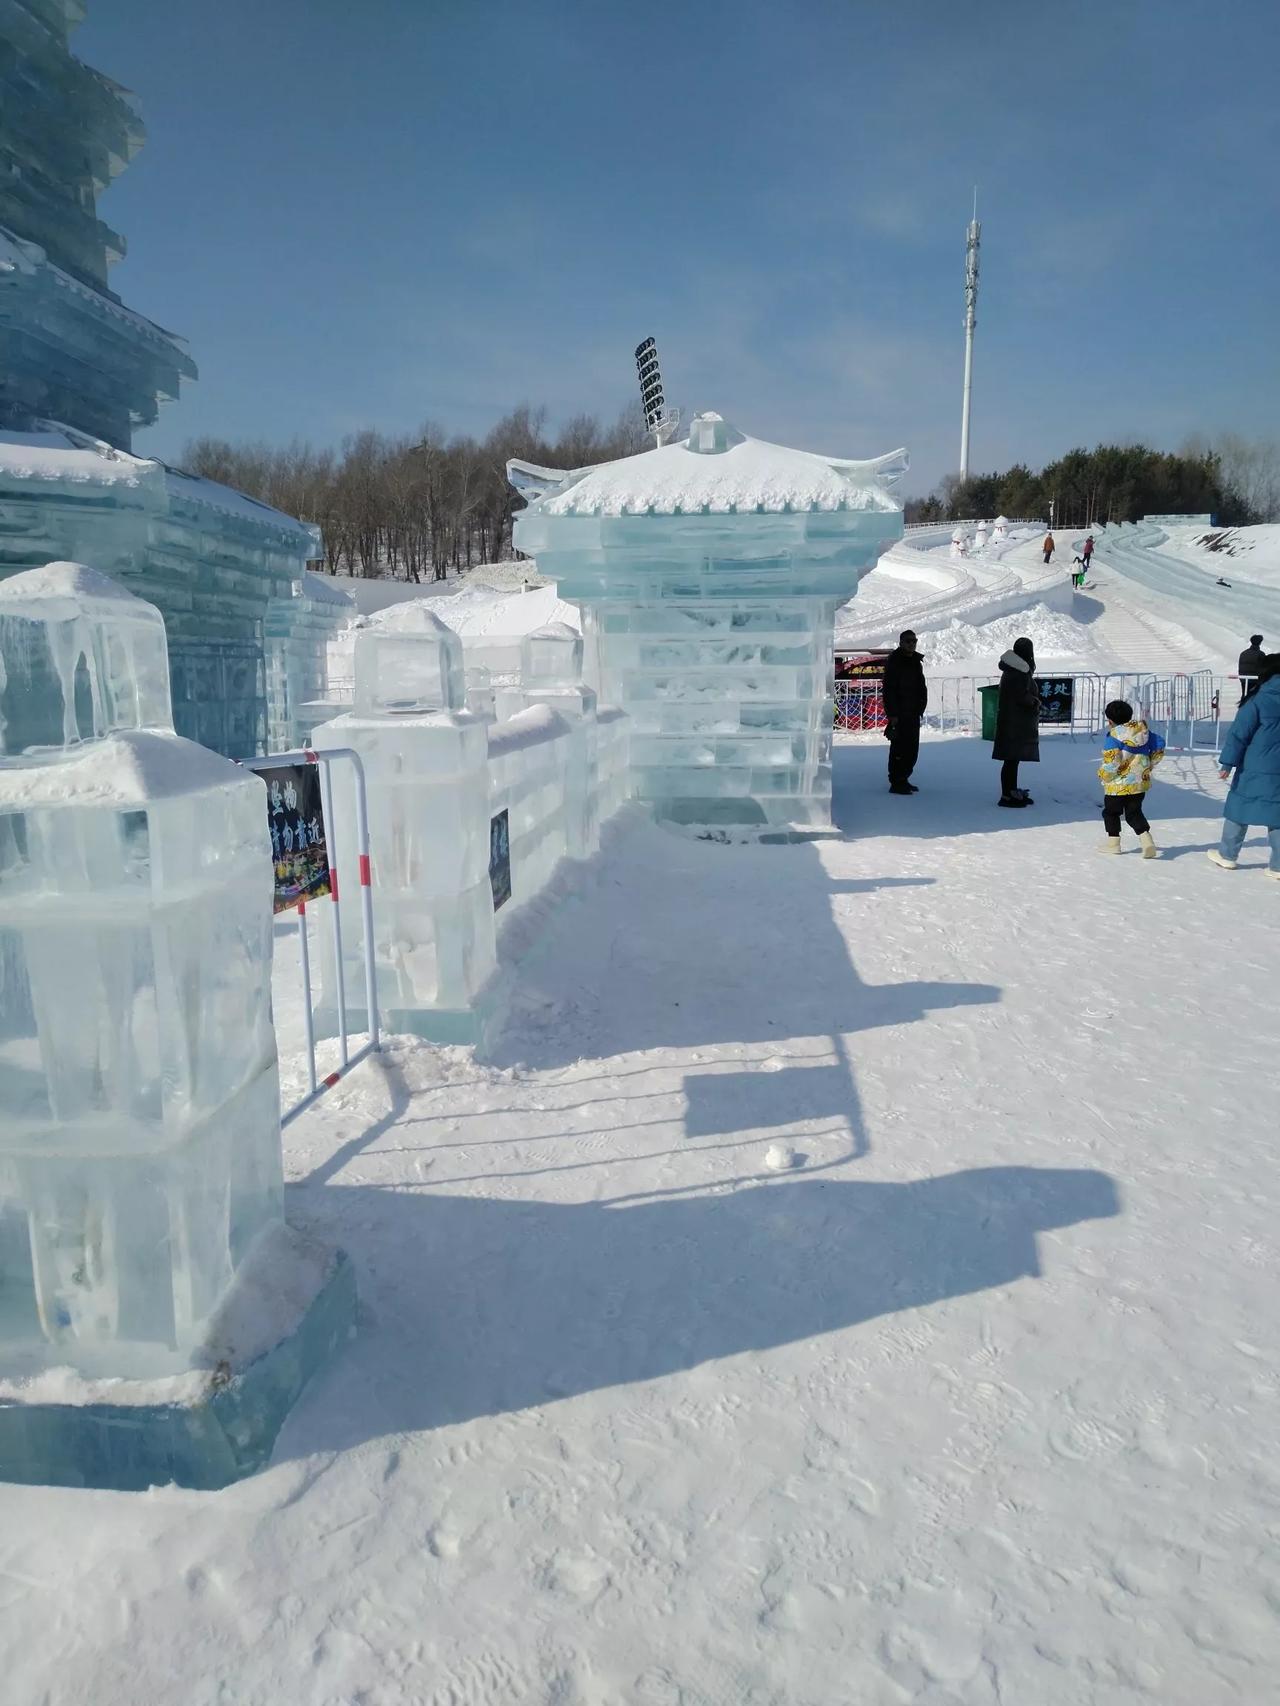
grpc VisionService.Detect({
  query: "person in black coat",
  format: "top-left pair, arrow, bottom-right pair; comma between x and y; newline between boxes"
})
1239,634 -> 1266,700
882,629 -> 928,794
992,636 -> 1039,807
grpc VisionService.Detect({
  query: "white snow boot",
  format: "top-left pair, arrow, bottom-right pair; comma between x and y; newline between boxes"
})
1139,831 -> 1160,860
1100,837 -> 1121,854
1207,850 -> 1238,870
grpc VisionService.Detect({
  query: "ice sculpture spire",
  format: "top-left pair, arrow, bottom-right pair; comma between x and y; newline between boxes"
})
0,2 -> 195,445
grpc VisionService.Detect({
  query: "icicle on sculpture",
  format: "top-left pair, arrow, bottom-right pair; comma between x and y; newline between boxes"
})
0,564 -> 350,1489
312,606 -> 496,1039
509,413 -> 907,830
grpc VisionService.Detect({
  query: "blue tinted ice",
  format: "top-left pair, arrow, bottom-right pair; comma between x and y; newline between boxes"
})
510,414 -> 907,829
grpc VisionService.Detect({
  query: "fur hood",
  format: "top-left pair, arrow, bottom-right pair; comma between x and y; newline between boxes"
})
998,649 -> 1032,673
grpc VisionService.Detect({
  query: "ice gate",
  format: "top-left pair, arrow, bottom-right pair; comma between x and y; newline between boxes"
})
511,413 -> 907,831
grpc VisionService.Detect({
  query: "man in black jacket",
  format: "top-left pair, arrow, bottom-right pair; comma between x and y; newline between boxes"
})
1239,634 -> 1266,700
882,629 -> 928,794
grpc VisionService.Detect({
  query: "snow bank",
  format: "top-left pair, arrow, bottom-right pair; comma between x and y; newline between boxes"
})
920,604 -> 1103,668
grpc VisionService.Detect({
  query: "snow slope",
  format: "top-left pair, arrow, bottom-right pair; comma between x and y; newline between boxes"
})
1087,524 -> 1280,670
1158,523 -> 1280,591
3,739 -> 1276,1706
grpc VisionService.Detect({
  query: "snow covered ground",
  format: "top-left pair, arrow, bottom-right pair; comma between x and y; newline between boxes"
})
4,737 -> 1277,1706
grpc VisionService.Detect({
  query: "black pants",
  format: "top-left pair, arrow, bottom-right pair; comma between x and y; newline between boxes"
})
1043,550 -> 1053,564
1000,758 -> 1021,794
887,718 -> 920,786
1103,796 -> 1150,836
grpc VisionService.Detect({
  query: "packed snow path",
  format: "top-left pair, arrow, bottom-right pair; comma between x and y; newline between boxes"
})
3,738 -> 1278,1705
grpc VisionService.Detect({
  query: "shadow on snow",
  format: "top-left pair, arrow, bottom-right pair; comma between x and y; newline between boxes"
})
280,1164 -> 1120,1455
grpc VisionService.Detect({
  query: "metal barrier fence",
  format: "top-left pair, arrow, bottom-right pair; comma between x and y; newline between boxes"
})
835,674 -> 1105,739
837,667 -> 1262,755
242,746 -> 380,1126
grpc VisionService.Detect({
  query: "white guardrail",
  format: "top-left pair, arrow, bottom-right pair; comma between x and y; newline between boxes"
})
242,746 -> 381,1126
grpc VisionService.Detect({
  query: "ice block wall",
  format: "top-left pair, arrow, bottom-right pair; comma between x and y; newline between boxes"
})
312,603 -> 631,1040
265,571 -> 356,750
312,609 -> 497,1038
0,564 -> 283,1379
509,414 -> 907,830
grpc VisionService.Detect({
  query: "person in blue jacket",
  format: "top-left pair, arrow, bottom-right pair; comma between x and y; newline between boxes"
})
1208,654 -> 1280,878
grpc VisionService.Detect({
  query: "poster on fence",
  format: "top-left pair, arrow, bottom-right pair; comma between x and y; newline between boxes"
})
1038,677 -> 1075,725
834,650 -> 890,731
489,808 -> 512,910
259,763 -> 331,913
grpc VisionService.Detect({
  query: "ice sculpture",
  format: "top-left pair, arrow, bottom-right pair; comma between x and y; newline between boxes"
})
265,572 -> 356,751
950,526 -> 968,559
0,564 -> 283,1380
516,624 -> 599,858
312,608 -> 496,1036
992,515 -> 1010,542
509,414 -> 906,829
0,8 -> 321,761
974,520 -> 989,550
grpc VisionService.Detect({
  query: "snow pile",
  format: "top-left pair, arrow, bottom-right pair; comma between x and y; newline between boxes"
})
919,604 -> 1102,668
0,729 -> 246,809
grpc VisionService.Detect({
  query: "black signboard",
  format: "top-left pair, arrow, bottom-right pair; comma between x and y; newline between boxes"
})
1038,677 -> 1075,725
259,763 -> 331,913
489,809 -> 512,911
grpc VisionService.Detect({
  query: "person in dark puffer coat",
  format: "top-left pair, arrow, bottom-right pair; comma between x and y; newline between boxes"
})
1208,654 -> 1280,877
992,636 -> 1039,806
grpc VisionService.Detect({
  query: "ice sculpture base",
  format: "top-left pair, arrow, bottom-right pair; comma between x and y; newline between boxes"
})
0,1223 -> 355,1492
315,984 -> 504,1048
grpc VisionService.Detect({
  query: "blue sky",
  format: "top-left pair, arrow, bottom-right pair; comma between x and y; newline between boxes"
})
79,0 -> 1280,492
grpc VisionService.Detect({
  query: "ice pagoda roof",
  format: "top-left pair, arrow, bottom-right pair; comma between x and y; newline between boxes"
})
0,227 -> 191,357
510,414 -> 908,519
0,425 -> 320,550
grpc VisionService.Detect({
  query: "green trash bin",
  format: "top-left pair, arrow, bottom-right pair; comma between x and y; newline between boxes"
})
980,683 -> 1000,741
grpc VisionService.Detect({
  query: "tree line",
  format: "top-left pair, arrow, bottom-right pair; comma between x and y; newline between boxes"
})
186,414 -> 1280,577
183,403 -> 648,580
905,437 -> 1280,530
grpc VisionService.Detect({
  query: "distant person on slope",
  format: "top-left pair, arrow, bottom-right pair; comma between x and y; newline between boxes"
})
1209,654 -> 1280,879
993,637 -> 1040,807
882,628 -> 928,795
1042,532 -> 1055,565
1081,535 -> 1094,581
1098,699 -> 1165,858
1238,634 -> 1266,701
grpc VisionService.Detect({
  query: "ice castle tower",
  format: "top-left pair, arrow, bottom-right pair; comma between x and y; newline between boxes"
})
510,415 -> 907,829
0,2 -> 347,759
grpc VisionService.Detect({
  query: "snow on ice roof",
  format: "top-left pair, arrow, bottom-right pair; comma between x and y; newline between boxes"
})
0,427 -> 149,489
0,425 -> 316,545
512,414 -> 908,519
0,730 -> 241,809
300,570 -> 355,607
0,560 -> 144,608
161,465 -> 318,546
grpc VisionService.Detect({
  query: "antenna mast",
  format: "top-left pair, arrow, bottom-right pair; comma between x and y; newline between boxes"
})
959,190 -> 980,482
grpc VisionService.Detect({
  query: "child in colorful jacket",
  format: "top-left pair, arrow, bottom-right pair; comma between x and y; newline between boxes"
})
1098,699 -> 1166,857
